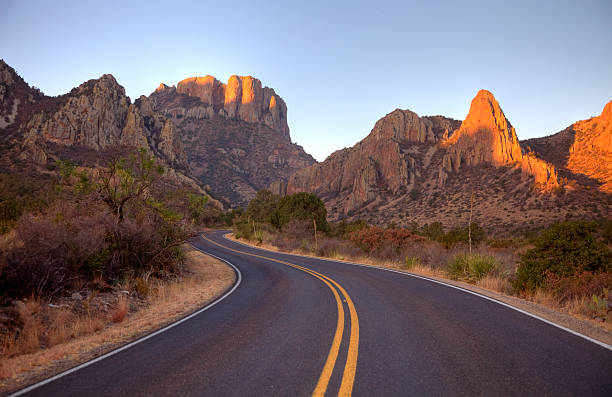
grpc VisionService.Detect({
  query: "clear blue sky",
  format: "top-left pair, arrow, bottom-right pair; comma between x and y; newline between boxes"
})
2,0 -> 611,161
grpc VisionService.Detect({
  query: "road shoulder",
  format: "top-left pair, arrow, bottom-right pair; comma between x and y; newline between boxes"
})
0,244 -> 236,395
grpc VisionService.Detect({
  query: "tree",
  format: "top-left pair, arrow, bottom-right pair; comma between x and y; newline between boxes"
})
514,221 -> 612,291
272,192 -> 329,232
246,190 -> 280,223
96,149 -> 165,223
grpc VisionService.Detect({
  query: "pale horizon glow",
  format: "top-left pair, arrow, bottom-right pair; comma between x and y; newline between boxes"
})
1,0 -> 611,161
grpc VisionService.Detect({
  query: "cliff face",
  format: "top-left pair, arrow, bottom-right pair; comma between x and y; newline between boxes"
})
523,100 -> 612,192
0,60 -> 187,171
440,90 -> 557,186
155,74 -> 290,138
275,90 -> 609,232
150,76 -> 313,206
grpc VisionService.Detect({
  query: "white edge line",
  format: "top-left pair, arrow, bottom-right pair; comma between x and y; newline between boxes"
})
223,232 -> 612,352
9,244 -> 243,397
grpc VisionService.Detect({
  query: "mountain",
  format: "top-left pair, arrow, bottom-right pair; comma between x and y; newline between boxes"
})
0,60 -> 188,173
273,90 -> 611,232
523,100 -> 612,192
0,60 -> 314,206
150,76 -> 314,206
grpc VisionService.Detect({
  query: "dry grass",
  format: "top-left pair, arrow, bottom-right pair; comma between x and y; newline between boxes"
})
111,295 -> 128,323
476,274 -> 512,294
0,245 -> 235,394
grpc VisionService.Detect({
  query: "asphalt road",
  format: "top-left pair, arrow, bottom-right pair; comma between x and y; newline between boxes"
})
14,230 -> 612,396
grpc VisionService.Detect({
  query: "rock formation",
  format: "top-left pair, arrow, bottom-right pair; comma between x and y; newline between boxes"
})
156,75 -> 289,138
150,76 -> 314,206
275,109 -> 460,213
274,90 -> 609,232
523,100 -> 612,191
440,90 -> 557,186
0,59 -> 188,175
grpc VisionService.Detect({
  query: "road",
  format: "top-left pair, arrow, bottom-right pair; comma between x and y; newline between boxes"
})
14,230 -> 612,396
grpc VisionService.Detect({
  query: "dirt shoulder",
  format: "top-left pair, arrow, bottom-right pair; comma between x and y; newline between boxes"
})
226,233 -> 612,347
0,245 -> 236,395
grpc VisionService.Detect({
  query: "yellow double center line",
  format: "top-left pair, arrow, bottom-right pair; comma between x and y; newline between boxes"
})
202,235 -> 359,396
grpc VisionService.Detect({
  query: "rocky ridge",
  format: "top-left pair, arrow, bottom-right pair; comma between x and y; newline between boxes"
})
0,60 -> 314,206
0,60 -> 188,172
150,76 -> 314,206
274,90 -> 610,232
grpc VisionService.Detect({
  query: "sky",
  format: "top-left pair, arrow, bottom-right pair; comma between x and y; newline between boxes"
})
1,0 -> 611,161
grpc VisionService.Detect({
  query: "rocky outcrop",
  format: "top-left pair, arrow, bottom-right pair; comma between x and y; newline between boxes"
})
441,90 -> 557,186
523,100 -> 612,191
0,61 -> 187,170
275,109 -> 461,213
156,75 -> 289,137
35,75 -> 130,149
150,77 -> 314,206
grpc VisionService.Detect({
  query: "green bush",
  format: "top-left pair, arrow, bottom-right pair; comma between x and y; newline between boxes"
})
440,223 -> 485,248
404,256 -> 420,270
272,192 -> 329,232
245,190 -> 280,223
514,221 -> 612,292
447,253 -> 500,281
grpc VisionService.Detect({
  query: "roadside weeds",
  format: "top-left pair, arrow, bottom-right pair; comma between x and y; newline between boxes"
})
0,245 -> 236,395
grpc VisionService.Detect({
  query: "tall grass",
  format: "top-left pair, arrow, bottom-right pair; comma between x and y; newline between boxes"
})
447,253 -> 501,281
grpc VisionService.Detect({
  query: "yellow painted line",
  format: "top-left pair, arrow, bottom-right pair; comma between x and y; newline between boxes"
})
201,234 -> 359,396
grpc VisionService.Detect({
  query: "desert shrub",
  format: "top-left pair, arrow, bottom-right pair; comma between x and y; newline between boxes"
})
330,219 -> 368,238
0,202 -> 107,301
440,223 -> 485,248
0,150 -> 192,303
0,173 -> 56,234
543,271 -> 612,303
404,256 -> 421,270
233,217 -> 253,240
447,253 -> 501,281
272,192 -> 329,232
420,222 -> 445,241
348,226 -> 425,253
514,221 -> 612,292
603,220 -> 612,244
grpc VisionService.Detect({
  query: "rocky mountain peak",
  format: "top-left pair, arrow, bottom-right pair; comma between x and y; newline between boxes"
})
459,89 -> 513,140
153,74 -> 290,137
0,60 -> 19,86
155,83 -> 172,93
440,90 -> 556,187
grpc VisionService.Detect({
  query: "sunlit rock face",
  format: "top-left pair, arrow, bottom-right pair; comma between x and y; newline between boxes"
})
150,74 -> 313,207
167,75 -> 289,137
441,90 -> 557,186
524,100 -> 612,192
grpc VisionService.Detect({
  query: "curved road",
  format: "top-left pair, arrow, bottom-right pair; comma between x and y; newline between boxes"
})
14,230 -> 612,396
